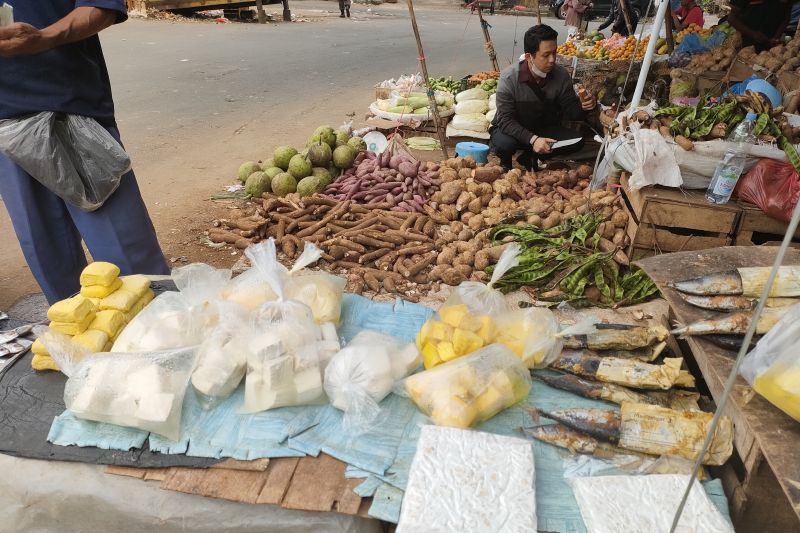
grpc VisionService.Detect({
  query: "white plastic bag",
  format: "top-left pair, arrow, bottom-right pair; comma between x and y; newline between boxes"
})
223,240 -> 286,311
43,330 -> 197,440
455,87 -> 489,103
324,330 -> 421,433
488,93 -> 497,111
485,108 -> 497,123
740,303 -> 800,421
239,239 -> 330,413
454,100 -> 489,115
191,310 -> 249,410
629,122 -> 683,191
283,244 -> 346,325
451,113 -> 490,133
493,307 -> 563,368
448,243 -> 520,316
112,263 -> 232,352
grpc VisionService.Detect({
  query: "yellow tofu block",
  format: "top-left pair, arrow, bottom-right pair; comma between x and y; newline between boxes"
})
452,329 -> 483,356
458,313 -> 482,333
88,297 -> 102,307
477,316 -> 496,344
80,261 -> 120,287
103,341 -> 114,352
50,311 -> 96,336
80,278 -> 123,299
99,289 -> 139,312
131,288 -> 155,316
120,274 -> 151,299
437,341 -> 458,362
73,329 -> 110,353
89,309 -> 125,338
47,296 -> 95,323
422,342 -> 442,369
475,385 -> 508,420
431,396 -> 477,428
439,304 -> 470,328
32,353 -> 60,372
32,338 -> 49,356
496,330 -> 525,357
426,320 -> 453,342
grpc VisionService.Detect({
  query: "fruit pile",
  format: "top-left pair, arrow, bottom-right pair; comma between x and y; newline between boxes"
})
558,33 -> 649,61
675,23 -> 712,43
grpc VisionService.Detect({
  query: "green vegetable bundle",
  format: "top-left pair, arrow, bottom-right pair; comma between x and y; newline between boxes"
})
486,212 -> 659,307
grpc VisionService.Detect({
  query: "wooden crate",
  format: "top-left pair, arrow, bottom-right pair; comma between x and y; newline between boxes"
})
621,175 -> 740,260
734,202 -> 800,246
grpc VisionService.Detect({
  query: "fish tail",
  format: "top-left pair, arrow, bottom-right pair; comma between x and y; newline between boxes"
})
670,321 -> 688,337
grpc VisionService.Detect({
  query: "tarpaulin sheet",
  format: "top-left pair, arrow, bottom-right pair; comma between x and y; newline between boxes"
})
0,454 -> 381,533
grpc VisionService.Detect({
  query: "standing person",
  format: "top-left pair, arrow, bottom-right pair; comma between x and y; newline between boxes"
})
565,0 -> 594,39
490,25 -> 597,171
672,0 -> 704,30
0,1 -> 169,305
727,0 -> 793,51
339,0 -> 351,18
598,0 -> 639,36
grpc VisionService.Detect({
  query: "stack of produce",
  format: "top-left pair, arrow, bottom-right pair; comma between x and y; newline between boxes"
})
680,31 -> 742,73
468,70 -> 499,88
674,23 -> 712,43
372,90 -> 455,120
33,263 -> 153,371
739,33 -> 800,75
237,125 -> 366,200
558,33 -> 650,61
323,149 -> 441,213
450,87 -> 491,136
668,22 -> 738,68
428,76 -> 462,95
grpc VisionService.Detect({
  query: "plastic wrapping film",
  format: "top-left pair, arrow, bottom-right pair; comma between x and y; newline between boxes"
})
0,454 -> 381,533
568,474 -> 734,533
396,425 -> 536,533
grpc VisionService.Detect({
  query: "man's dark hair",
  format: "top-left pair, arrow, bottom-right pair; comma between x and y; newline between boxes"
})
524,25 -> 559,55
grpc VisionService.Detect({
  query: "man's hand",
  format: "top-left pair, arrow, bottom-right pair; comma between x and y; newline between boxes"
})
578,87 -> 596,111
0,23 -> 49,58
532,136 -> 557,154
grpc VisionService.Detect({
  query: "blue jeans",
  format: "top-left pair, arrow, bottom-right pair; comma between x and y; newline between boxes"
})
0,125 -> 169,304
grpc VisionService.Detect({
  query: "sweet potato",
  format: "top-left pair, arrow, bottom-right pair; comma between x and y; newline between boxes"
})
472,166 -> 503,183
541,212 -> 562,229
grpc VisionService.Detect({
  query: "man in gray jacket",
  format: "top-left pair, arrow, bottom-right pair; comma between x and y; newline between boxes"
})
490,24 -> 596,171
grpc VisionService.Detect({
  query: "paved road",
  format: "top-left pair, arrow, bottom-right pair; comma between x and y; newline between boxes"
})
0,1 -> 592,306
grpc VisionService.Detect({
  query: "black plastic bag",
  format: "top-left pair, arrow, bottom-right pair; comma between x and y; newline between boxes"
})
0,112 -> 130,211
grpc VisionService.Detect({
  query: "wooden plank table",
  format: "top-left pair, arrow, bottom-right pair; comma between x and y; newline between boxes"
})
636,247 -> 800,530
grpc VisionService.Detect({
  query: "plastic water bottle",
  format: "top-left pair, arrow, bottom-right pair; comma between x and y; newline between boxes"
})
705,112 -> 758,204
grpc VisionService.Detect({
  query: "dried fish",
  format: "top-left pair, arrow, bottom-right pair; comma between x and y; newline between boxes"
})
702,334 -> 760,352
532,407 -> 621,444
671,306 -> 793,336
597,341 -> 667,362
678,294 -> 800,312
667,270 -> 742,296
551,350 -> 684,390
520,424 -> 630,457
563,324 -> 669,351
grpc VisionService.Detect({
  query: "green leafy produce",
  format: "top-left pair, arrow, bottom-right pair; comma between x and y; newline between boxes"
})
487,212 -> 659,307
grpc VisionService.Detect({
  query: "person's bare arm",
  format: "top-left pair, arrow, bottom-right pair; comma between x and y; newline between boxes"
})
0,7 -> 117,58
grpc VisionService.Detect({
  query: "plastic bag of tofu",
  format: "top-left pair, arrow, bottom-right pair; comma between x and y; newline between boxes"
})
402,343 -> 531,429
43,330 -> 197,440
415,245 -> 525,369
240,240 -> 340,413
113,263 -> 232,352
324,330 -> 421,433
191,306 -> 250,410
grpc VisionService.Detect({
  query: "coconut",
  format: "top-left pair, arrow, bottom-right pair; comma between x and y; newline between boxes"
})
273,146 -> 298,171
297,176 -> 323,197
288,154 -> 313,179
332,145 -> 357,169
238,161 -> 261,183
271,172 -> 298,196
244,171 -> 271,198
311,126 -> 337,148
307,142 -> 333,168
264,167 -> 283,180
261,158 -> 277,171
347,136 -> 367,152
335,131 -> 351,147
311,167 -> 332,187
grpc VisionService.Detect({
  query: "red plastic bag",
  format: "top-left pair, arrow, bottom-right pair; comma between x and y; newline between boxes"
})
735,159 -> 800,223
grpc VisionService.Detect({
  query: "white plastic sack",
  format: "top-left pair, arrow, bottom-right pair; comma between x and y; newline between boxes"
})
323,330 -> 421,433
454,99 -> 489,115
191,312 -> 249,410
485,108 -> 496,123
284,244 -> 346,325
446,123 -> 490,140
113,264 -> 232,352
488,93 -> 497,111
673,139 -> 782,189
455,87 -> 489,103
450,113 -> 490,133
628,123 -> 683,191
43,330 -> 197,441
397,425 -> 536,532
447,243 -> 520,316
0,112 -> 130,211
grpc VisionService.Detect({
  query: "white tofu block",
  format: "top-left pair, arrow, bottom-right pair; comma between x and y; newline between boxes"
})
126,365 -> 167,395
391,344 -> 422,380
320,322 -> 339,343
262,355 -> 294,390
135,392 -> 175,422
293,368 -> 323,404
105,393 -> 139,418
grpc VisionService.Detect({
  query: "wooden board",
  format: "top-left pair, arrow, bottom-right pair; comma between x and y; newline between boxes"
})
735,202 -> 800,246
636,247 -> 800,526
106,454 -> 371,518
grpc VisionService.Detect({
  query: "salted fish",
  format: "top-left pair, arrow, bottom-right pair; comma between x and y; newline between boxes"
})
702,334 -> 760,352
597,341 -> 667,363
667,270 -> 742,296
520,424 -> 625,457
532,407 -> 621,444
563,323 -> 669,351
678,294 -> 800,312
670,306 -> 794,336
668,266 -> 800,297
551,350 -> 684,390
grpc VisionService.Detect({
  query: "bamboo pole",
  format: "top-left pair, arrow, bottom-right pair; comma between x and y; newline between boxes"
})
664,7 -> 675,53
256,0 -> 266,24
476,3 -> 500,72
405,0 -> 449,158
536,0 -> 542,25
618,0 -> 634,35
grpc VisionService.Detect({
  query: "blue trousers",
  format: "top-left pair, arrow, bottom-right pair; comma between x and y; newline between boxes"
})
0,126 -> 169,304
